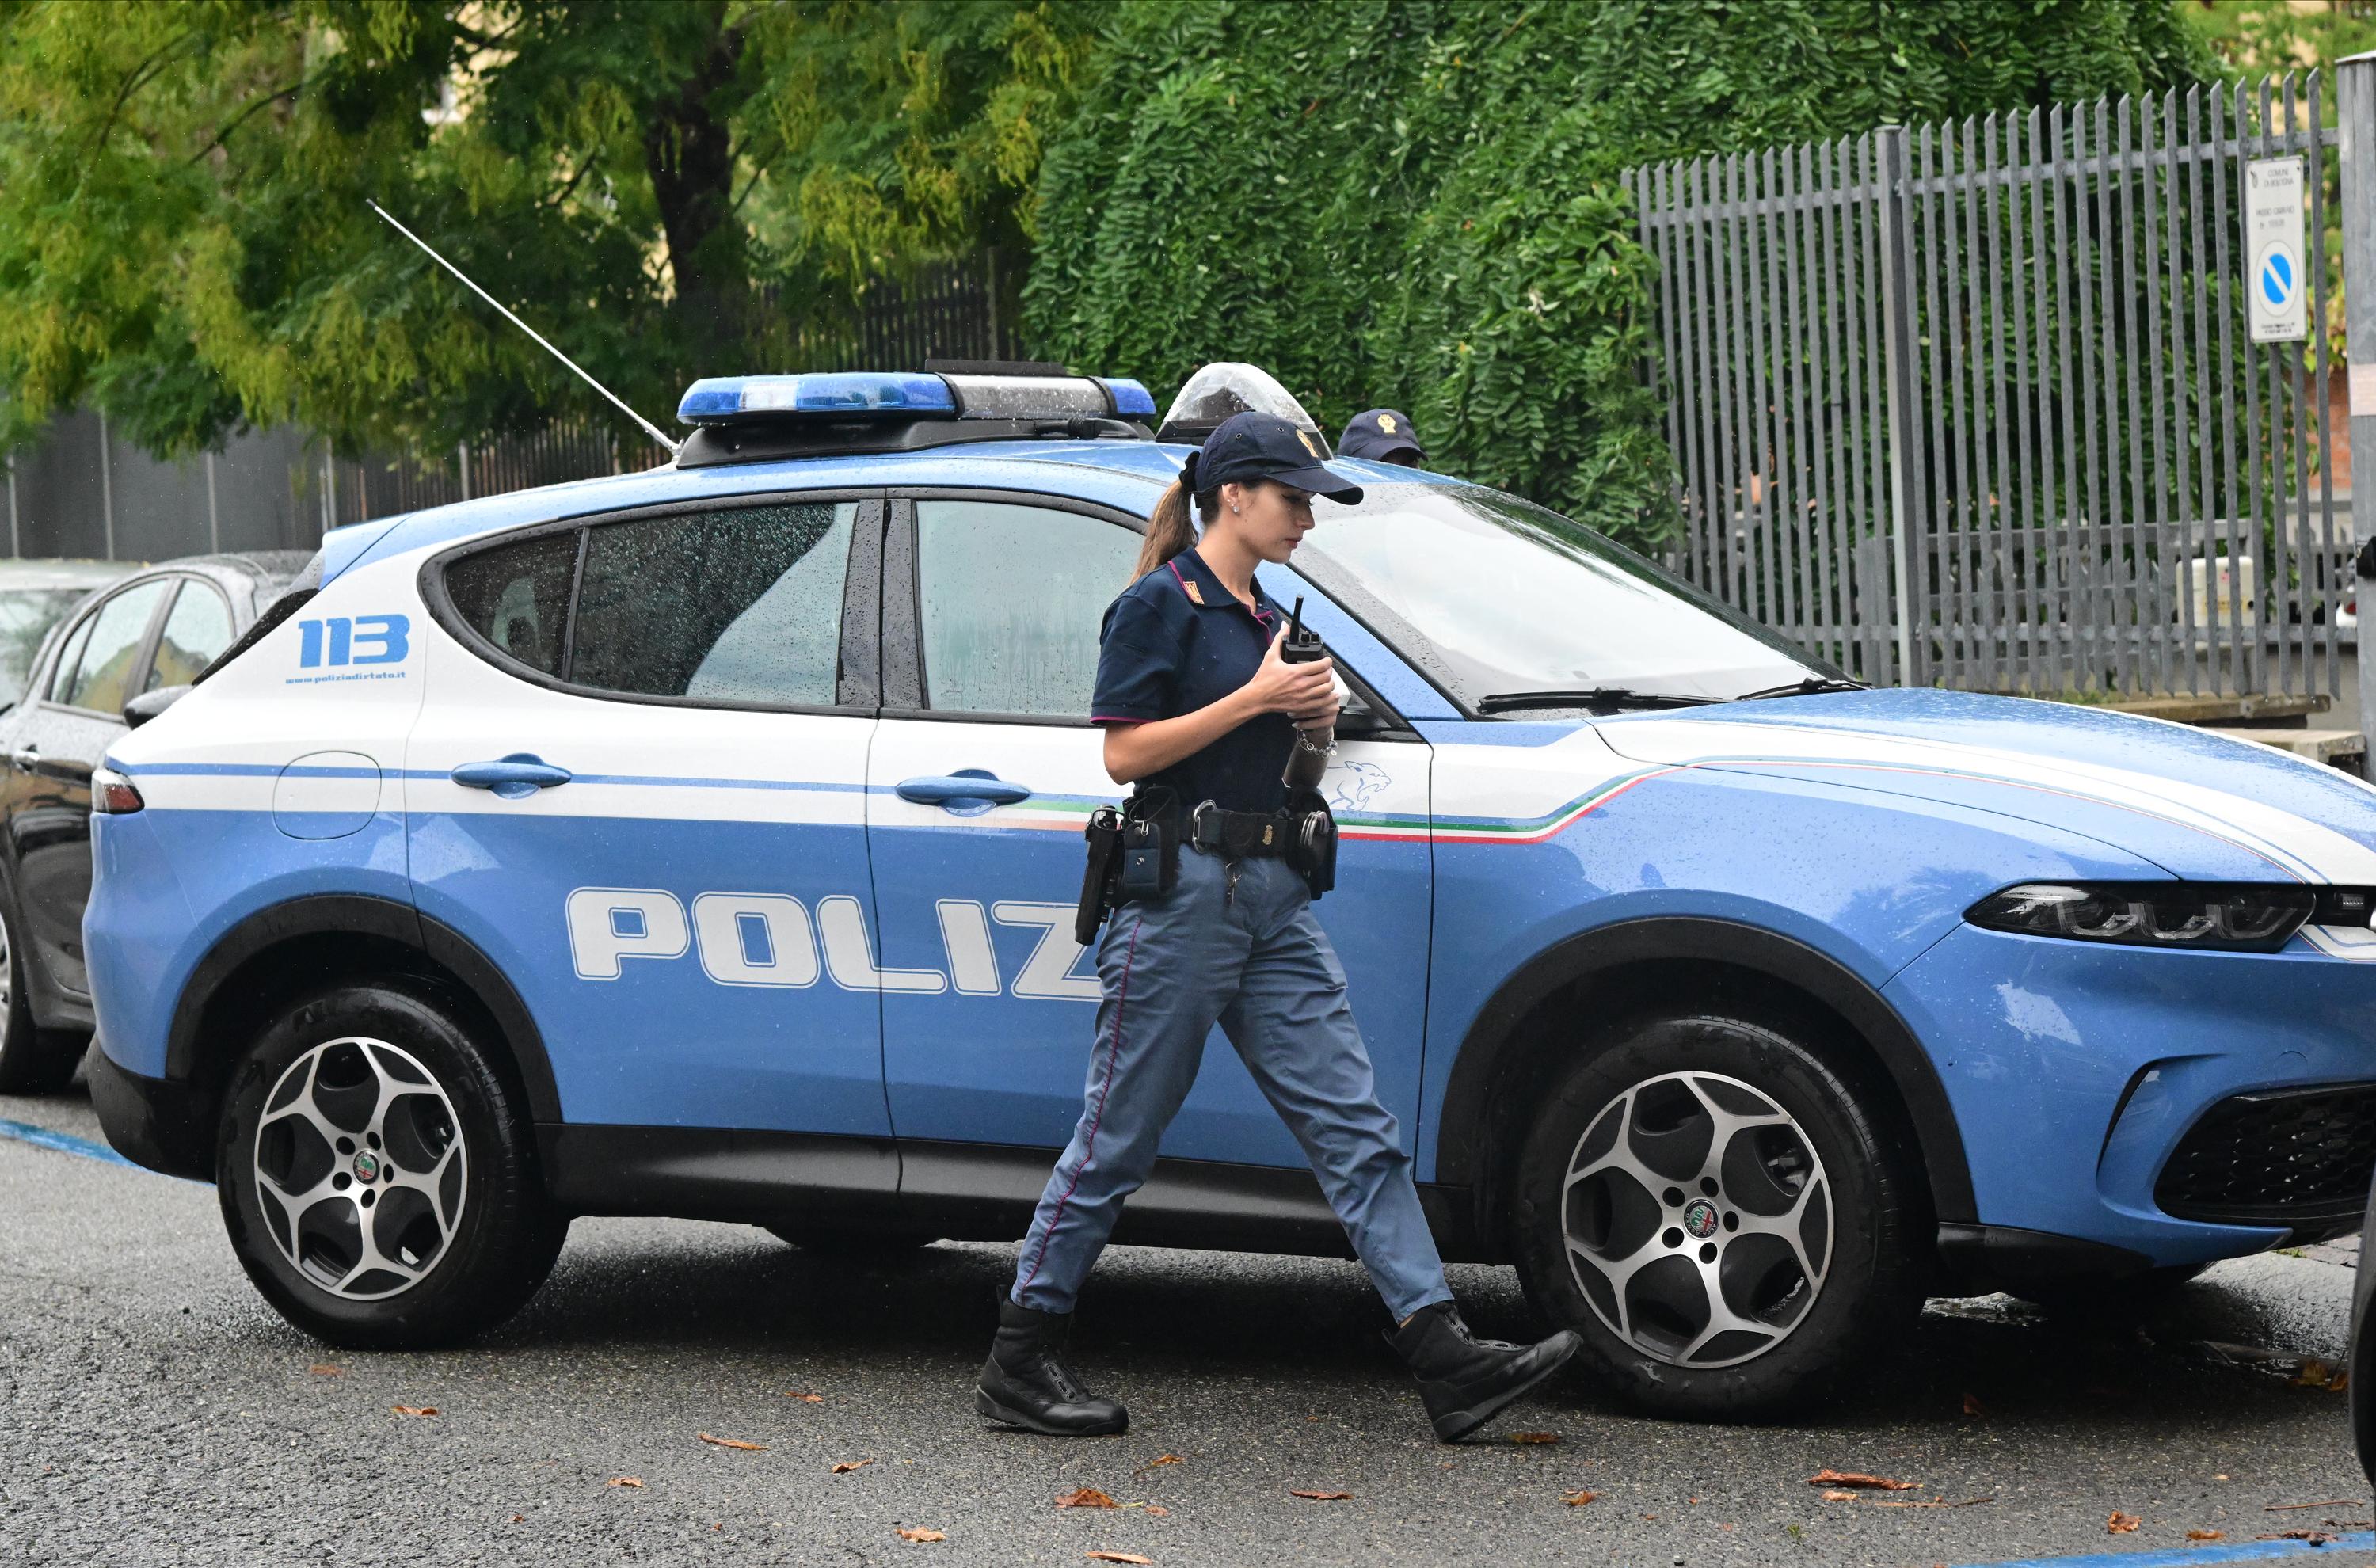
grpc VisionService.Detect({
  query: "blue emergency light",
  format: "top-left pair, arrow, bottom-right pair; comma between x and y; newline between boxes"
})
676,370 -> 1156,428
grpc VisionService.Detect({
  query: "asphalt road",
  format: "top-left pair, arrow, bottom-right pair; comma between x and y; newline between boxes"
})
3,1084 -> 2374,1568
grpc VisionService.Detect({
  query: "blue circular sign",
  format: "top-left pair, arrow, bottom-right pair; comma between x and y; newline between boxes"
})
2260,246 -> 2297,309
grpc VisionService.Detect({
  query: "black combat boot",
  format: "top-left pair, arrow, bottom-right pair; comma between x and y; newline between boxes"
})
976,1297 -> 1129,1437
1388,1301 -> 1582,1441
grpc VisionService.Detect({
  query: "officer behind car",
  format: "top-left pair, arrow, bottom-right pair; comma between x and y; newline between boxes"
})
1337,407 -> 1425,467
975,410 -> 1579,1443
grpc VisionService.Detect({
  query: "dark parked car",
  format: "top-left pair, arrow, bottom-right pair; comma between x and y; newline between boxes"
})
0,560 -> 139,709
0,550 -> 310,1090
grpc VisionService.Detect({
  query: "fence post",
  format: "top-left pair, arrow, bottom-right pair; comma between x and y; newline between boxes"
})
1875,125 -> 1923,686
2341,57 -> 2376,774
97,409 -> 115,561
5,450 -> 16,558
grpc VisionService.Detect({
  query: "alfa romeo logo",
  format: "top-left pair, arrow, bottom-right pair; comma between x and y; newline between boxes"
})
1682,1198 -> 1719,1239
352,1150 -> 383,1183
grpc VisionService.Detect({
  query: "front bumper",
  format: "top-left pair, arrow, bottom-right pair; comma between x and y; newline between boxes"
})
86,1043 -> 214,1182
1886,923 -> 2376,1266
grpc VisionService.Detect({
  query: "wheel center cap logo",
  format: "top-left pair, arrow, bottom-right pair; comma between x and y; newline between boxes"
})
1683,1199 -> 1719,1239
352,1151 -> 382,1183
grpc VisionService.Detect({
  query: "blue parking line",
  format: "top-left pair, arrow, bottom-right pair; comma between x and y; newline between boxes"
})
1962,1531 -> 2376,1567
0,1117 -> 205,1182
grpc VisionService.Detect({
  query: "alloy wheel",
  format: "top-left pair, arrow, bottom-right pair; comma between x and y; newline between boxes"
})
1560,1070 -> 1832,1368
0,915 -> 15,1053
251,1036 -> 467,1300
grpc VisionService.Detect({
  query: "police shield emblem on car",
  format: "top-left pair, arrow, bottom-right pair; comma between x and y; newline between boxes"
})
70,334 -> 2376,1424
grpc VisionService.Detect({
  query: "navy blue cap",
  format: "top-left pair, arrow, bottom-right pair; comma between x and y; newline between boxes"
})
1179,411 -> 1364,504
1338,408 -> 1424,464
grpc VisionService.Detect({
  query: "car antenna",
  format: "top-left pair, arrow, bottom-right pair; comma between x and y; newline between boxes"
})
365,199 -> 681,459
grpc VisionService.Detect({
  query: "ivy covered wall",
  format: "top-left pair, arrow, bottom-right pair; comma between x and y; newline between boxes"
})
1026,0 -> 2210,546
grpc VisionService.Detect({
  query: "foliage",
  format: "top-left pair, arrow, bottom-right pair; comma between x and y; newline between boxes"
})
1027,0 -> 2213,545
2177,0 -> 2376,76
0,0 -> 1095,459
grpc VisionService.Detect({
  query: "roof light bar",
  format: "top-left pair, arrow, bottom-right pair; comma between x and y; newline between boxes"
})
676,370 -> 1159,428
677,372 -> 955,425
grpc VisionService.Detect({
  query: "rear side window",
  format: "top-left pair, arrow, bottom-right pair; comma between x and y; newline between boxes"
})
444,532 -> 577,676
571,503 -> 855,705
146,582 -> 235,691
54,578 -> 171,715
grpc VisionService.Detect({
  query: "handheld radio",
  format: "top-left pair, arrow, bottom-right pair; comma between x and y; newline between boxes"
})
1280,596 -> 1334,790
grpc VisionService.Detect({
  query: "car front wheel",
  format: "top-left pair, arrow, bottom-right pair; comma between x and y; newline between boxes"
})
1510,1009 -> 1925,1420
217,981 -> 565,1348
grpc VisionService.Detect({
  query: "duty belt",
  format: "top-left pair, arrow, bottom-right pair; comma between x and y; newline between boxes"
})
1188,801 -> 1293,858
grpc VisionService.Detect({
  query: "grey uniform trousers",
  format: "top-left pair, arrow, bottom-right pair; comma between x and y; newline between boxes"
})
1010,845 -> 1454,1322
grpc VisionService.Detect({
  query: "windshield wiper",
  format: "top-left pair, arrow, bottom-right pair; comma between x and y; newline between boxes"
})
1730,676 -> 1869,702
1475,687 -> 1719,715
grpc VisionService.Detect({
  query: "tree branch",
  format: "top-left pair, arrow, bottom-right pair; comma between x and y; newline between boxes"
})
186,73 -> 315,165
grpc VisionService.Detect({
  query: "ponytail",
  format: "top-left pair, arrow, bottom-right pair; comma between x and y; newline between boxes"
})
1136,447 -> 1220,580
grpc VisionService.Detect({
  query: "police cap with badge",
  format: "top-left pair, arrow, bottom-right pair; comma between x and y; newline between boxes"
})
1338,408 -> 1425,466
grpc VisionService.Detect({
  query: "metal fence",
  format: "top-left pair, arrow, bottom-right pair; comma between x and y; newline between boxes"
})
3,249 -> 1024,560
1632,72 -> 2344,698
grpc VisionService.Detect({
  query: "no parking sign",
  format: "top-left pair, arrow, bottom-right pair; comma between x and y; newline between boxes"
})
2247,155 -> 2307,342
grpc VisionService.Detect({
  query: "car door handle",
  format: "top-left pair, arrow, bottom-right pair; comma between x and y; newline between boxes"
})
8,747 -> 36,770
451,753 -> 573,800
895,771 -> 1032,813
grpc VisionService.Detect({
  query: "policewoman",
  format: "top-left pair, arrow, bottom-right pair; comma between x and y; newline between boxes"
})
975,411 -> 1579,1442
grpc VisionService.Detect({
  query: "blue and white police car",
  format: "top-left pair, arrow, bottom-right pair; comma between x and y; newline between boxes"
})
81,363 -> 2376,1418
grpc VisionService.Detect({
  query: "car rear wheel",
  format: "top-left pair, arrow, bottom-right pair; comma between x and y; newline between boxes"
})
0,901 -> 86,1094
1510,1010 -> 1925,1421
217,981 -> 565,1348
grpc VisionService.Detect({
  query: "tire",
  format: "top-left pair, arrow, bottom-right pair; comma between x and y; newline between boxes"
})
0,900 -> 86,1094
1510,1009 -> 1925,1421
764,1224 -> 940,1256
216,980 -> 566,1349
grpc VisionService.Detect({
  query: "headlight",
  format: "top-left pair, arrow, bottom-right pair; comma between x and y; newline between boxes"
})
1962,882 -> 2353,953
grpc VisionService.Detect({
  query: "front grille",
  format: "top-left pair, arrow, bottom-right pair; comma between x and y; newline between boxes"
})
2154,1083 -> 2376,1239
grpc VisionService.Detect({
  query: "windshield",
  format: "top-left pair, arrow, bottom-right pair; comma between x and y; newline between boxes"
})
0,588 -> 104,708
1293,482 -> 1839,710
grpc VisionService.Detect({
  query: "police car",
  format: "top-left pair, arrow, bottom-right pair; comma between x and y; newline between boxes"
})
81,363 -> 2376,1419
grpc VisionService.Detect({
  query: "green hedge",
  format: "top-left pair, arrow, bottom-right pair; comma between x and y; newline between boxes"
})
1027,0 -> 2210,546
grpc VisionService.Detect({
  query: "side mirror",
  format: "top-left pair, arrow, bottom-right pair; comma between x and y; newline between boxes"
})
122,686 -> 190,729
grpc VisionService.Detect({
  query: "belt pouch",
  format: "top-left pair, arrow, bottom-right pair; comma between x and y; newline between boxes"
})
1118,788 -> 1182,904
1287,790 -> 1338,900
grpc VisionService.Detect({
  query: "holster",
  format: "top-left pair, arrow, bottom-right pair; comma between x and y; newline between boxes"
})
1073,788 -> 1182,945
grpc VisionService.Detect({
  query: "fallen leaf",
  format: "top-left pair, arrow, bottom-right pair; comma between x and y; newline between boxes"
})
1821,1490 -> 1858,1502
1961,1392 -> 1986,1418
1134,1454 -> 1186,1474
607,1477 -> 644,1489
2291,1360 -> 2333,1387
2264,1500 -> 2363,1512
2108,1512 -> 2141,1534
508,1515 -> 525,1524
1807,1469 -> 1918,1491
1085,1555 -> 1153,1566
1145,1505 -> 1169,1517
307,1364 -> 341,1377
832,1460 -> 874,1475
391,1406 -> 437,1418
1056,1488 -> 1118,1509
699,1433 -> 767,1452
1290,1490 -> 1352,1501
1510,1432 -> 1562,1445
2187,1530 -> 2226,1541
1563,1490 -> 1598,1507
895,1527 -> 946,1543
2259,1531 -> 2337,1544
787,1392 -> 825,1404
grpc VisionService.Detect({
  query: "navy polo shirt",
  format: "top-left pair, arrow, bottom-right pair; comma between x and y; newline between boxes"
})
1091,546 -> 1294,813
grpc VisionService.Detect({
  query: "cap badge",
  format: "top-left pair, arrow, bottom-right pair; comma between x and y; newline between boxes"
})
1298,429 -> 1319,457
1379,414 -> 1397,434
